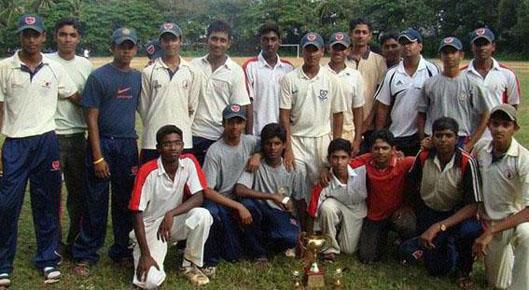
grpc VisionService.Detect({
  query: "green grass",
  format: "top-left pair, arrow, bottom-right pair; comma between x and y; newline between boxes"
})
6,65 -> 529,289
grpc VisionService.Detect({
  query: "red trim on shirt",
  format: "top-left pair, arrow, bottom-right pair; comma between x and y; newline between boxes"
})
242,57 -> 259,98
460,64 -> 469,70
498,63 -> 521,102
180,153 -> 208,188
129,159 -> 159,211
307,185 -> 324,217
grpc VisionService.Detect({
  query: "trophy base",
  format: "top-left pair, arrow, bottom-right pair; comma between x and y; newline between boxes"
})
305,271 -> 326,289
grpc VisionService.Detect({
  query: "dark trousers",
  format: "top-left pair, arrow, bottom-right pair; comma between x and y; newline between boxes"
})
192,136 -> 216,166
394,134 -> 420,156
240,198 -> 299,258
359,130 -> 374,155
416,205 -> 482,277
203,200 -> 244,266
0,131 -> 62,273
57,133 -> 87,247
72,137 -> 138,264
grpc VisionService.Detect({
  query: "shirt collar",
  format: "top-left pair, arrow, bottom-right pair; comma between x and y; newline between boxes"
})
11,50 -> 49,69
155,56 -> 190,70
468,57 -> 501,74
396,55 -> 427,74
485,138 -> 520,157
428,148 -> 462,169
297,65 -> 322,80
330,165 -> 357,189
156,156 -> 185,177
257,52 -> 285,69
201,54 -> 234,70
367,153 -> 398,169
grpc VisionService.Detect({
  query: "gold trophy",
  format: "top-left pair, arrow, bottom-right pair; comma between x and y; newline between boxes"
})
299,233 -> 331,289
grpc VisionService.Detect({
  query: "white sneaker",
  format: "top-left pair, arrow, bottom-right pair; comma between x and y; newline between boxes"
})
43,267 -> 61,284
0,273 -> 10,288
285,248 -> 296,258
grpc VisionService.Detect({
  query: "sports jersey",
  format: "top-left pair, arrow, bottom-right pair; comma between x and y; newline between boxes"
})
46,53 -> 92,135
0,52 -> 77,137
375,56 -> 439,137
139,57 -> 200,149
81,63 -> 141,138
418,73 -> 490,136
191,55 -> 250,140
203,134 -> 258,199
242,53 -> 294,135
279,66 -> 347,137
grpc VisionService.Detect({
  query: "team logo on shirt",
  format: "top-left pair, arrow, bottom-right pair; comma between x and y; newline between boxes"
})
396,80 -> 404,86
116,87 -> 132,99
51,160 -> 61,171
182,80 -> 189,89
131,166 -> 138,176
152,80 -> 162,89
146,44 -> 155,55
42,81 -> 51,89
475,28 -> 486,36
25,16 -> 36,25
505,168 -> 514,179
318,89 -> 329,101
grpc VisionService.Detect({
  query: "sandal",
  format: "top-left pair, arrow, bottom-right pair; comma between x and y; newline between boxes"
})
43,266 -> 61,284
457,273 -> 474,290
0,273 -> 10,289
323,253 -> 336,263
200,266 -> 216,279
73,262 -> 90,277
181,266 -> 209,286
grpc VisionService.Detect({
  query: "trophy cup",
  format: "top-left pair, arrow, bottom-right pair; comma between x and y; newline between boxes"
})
300,233 -> 331,289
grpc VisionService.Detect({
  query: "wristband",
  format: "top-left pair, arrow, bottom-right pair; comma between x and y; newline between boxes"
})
93,157 -> 105,165
281,196 -> 290,205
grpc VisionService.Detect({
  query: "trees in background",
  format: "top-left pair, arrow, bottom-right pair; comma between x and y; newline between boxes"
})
1,0 -> 528,58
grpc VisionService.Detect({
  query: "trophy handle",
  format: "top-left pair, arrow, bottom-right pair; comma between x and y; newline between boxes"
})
320,234 -> 333,253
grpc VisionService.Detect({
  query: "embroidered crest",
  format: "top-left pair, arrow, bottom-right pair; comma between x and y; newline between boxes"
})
318,89 -> 329,101
231,104 -> 241,112
131,166 -> 138,176
505,168 -> 514,179
25,16 -> 36,25
146,44 -> 155,55
307,33 -> 317,41
444,37 -> 454,44
122,28 -> 130,35
335,32 -> 344,41
182,80 -> 189,89
163,23 -> 174,30
51,160 -> 60,170
475,28 -> 486,36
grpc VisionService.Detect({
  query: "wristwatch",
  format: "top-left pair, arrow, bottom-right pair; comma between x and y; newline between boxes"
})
439,223 -> 447,232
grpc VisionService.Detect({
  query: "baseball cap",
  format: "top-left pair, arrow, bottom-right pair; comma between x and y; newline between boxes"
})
222,104 -> 246,120
470,27 -> 495,44
328,32 -> 351,48
300,32 -> 324,49
490,104 -> 517,122
16,14 -> 45,33
112,27 -> 138,45
398,28 -> 422,43
159,22 -> 182,38
438,36 -> 463,52
144,39 -> 163,60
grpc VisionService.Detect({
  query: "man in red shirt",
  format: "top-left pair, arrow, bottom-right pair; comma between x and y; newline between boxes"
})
353,130 -> 416,264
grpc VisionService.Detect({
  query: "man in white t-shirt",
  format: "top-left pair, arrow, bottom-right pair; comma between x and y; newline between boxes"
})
242,22 -> 294,136
325,32 -> 364,156
139,22 -> 200,165
191,20 -> 251,164
280,32 -> 347,204
47,18 -> 93,255
129,125 -> 212,288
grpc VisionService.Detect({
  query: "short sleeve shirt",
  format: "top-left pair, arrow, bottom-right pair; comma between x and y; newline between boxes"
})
191,55 -> 251,140
0,52 -> 77,137
242,53 -> 294,136
418,73 -> 490,136
324,65 -> 365,134
81,63 -> 141,138
237,159 -> 305,210
203,134 -> 258,199
474,138 -> 529,220
139,58 -> 200,149
46,53 -> 93,135
279,66 -> 348,137
375,57 -> 439,137
128,154 -> 207,224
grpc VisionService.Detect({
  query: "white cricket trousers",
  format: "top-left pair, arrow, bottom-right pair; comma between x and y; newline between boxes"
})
317,198 -> 365,255
130,207 -> 213,289
484,222 -> 529,290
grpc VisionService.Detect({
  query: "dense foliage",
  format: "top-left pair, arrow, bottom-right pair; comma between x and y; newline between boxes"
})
2,0 -> 528,58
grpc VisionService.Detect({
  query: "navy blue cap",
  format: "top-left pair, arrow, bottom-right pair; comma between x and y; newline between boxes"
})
300,32 -> 324,49
16,14 -> 45,33
159,22 -> 182,38
328,32 -> 351,47
399,28 -> 422,43
112,27 -> 138,45
470,27 -> 495,44
144,39 -> 163,60
438,36 -> 463,52
222,104 -> 246,120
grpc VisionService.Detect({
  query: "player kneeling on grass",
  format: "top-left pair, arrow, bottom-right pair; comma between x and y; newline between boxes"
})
128,125 -> 213,288
472,104 -> 529,290
403,117 -> 482,290
234,123 -> 304,262
307,139 -> 368,262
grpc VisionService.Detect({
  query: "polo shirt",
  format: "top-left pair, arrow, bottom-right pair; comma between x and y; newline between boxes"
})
347,49 -> 387,126
279,66 -> 348,137
307,164 -> 368,218
375,56 -> 439,137
474,138 -> 529,220
351,153 -> 415,221
81,63 -> 141,138
46,53 -> 93,135
139,57 -> 200,149
128,154 -> 207,225
191,55 -> 251,140
410,148 -> 481,212
324,64 -> 365,134
0,52 -> 77,138
242,53 -> 294,135
463,58 -> 521,107
418,73 -> 490,137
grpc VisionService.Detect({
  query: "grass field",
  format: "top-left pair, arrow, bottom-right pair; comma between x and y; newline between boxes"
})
7,56 -> 529,289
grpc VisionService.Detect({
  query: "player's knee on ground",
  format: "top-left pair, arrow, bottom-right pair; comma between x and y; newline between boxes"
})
319,199 -> 341,219
135,266 -> 166,289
